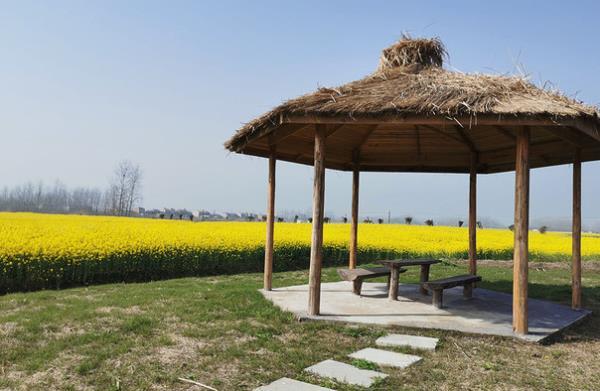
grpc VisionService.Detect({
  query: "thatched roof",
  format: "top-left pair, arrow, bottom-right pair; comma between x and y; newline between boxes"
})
225,37 -> 600,174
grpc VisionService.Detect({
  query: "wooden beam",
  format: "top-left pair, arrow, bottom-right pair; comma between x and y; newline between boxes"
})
415,126 -> 422,162
454,126 -> 478,153
325,124 -> 345,138
349,157 -> 359,270
308,125 -> 327,315
513,126 -> 530,335
572,148 -> 582,310
420,124 -> 465,145
469,153 -> 478,275
353,125 -> 379,154
264,151 -> 276,290
268,124 -> 309,146
283,114 -> 600,142
481,139 -> 565,157
545,127 -> 588,148
232,113 -> 600,152
492,125 -> 516,141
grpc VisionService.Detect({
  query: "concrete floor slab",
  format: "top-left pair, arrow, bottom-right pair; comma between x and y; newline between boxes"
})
261,282 -> 591,343
376,334 -> 439,351
254,377 -> 334,391
349,347 -> 422,368
304,359 -> 387,387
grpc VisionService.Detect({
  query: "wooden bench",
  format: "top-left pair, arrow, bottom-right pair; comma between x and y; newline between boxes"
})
337,267 -> 406,295
422,274 -> 482,309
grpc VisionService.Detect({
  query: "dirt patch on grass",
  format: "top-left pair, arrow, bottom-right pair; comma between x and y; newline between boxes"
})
154,334 -> 209,366
3,353 -> 90,391
95,305 -> 145,315
0,321 -> 20,336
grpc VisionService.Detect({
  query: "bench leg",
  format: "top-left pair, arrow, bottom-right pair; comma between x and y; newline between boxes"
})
463,283 -> 473,298
419,264 -> 431,295
432,289 -> 443,309
353,279 -> 363,295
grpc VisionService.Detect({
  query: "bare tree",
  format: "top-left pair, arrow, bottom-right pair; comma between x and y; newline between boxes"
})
126,163 -> 142,216
107,160 -> 143,216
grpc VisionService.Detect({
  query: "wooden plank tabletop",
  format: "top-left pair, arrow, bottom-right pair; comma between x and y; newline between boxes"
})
376,259 -> 441,267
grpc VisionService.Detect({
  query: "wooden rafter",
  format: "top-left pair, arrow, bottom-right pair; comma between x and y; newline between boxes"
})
415,125 -> 422,161
492,125 -> 516,141
268,124 -> 309,146
325,124 -> 345,138
352,125 -> 379,157
544,127 -> 588,148
420,124 -> 465,145
454,126 -> 478,153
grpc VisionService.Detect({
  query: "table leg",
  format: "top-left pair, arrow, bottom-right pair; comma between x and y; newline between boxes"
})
389,265 -> 399,301
420,264 -> 431,295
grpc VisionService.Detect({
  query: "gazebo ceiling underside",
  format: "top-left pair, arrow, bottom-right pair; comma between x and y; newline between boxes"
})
236,118 -> 600,174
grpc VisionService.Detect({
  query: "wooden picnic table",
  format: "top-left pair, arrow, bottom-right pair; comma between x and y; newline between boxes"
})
376,259 -> 441,300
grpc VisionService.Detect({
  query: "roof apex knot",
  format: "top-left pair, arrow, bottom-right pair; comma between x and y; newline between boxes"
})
377,35 -> 447,72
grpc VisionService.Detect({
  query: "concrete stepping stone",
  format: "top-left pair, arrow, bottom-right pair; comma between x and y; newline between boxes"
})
254,377 -> 334,391
376,334 -> 439,351
349,348 -> 422,369
304,359 -> 387,388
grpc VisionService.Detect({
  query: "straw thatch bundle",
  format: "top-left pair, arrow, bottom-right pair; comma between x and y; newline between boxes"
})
377,35 -> 446,70
226,36 -> 599,152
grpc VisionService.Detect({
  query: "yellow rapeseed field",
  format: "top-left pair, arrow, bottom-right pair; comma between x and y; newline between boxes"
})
1,212 -> 599,292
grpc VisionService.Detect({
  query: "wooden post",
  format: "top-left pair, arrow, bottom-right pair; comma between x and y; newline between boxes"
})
572,149 -> 582,310
308,125 -> 326,316
513,127 -> 530,335
263,152 -> 276,290
469,153 -> 477,275
349,163 -> 359,269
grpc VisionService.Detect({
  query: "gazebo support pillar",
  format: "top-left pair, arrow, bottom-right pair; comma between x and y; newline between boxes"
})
469,153 -> 477,275
263,151 -> 276,291
308,125 -> 327,316
513,127 -> 530,335
349,164 -> 359,269
572,149 -> 582,310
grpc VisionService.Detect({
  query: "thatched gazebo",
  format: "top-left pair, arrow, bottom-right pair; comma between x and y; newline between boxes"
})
225,37 -> 600,335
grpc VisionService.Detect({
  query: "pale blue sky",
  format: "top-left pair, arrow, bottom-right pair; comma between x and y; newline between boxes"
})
1,1 -> 599,225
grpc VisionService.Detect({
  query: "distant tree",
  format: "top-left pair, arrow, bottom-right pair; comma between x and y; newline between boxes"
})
539,225 -> 548,234
458,220 -> 464,227
363,218 -> 373,224
107,160 -> 143,216
342,216 -> 348,223
405,216 -> 413,225
324,217 -> 330,223
425,219 -> 434,226
294,215 -> 299,223
277,217 -> 284,222
477,221 -> 483,229
508,224 -> 515,231
377,218 -> 384,224
308,217 -> 313,223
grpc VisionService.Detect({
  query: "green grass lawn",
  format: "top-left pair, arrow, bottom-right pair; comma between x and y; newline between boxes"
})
1,263 -> 600,390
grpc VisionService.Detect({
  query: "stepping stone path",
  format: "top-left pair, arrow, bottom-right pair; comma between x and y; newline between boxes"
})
305,359 -> 387,388
376,333 -> 439,351
254,377 -> 334,391
349,347 -> 422,368
254,333 -> 437,390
